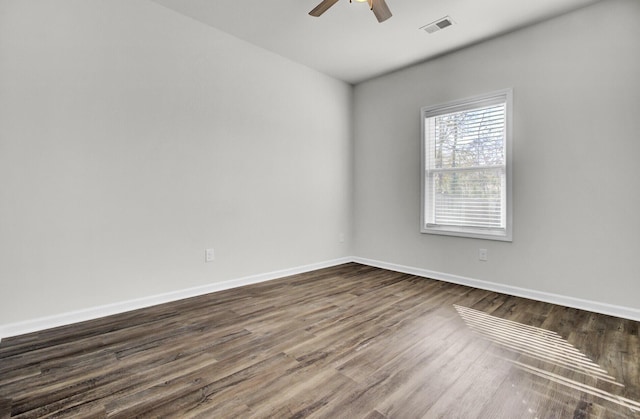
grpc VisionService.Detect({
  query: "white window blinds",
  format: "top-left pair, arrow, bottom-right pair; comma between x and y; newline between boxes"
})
421,90 -> 512,241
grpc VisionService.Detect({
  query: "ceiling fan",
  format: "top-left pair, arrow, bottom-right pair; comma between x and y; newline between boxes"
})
309,0 -> 392,23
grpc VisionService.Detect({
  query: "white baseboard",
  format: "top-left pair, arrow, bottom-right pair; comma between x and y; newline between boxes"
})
2,255 -> 638,341
352,256 -> 640,322
0,257 -> 352,340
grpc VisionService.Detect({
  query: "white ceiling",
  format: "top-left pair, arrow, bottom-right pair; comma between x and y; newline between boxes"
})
150,0 -> 600,84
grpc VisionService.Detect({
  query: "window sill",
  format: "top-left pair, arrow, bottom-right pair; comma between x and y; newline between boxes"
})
421,225 -> 512,242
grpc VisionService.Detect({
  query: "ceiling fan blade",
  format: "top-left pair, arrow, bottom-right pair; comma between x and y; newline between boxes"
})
371,0 -> 392,22
309,0 -> 340,17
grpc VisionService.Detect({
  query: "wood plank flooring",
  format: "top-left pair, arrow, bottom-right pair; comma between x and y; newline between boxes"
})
1,263 -> 638,418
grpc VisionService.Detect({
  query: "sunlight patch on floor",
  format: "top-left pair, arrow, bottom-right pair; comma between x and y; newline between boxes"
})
454,304 -> 640,414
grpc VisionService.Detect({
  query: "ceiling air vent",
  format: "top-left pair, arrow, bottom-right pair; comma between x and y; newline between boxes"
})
420,16 -> 454,34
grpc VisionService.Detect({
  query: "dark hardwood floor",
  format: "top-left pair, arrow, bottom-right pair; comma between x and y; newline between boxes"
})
1,263 -> 638,418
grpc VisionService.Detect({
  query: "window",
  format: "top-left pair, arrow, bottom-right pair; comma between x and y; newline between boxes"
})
421,89 -> 512,241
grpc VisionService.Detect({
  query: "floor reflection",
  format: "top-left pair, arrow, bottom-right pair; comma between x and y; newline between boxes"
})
454,304 -> 640,414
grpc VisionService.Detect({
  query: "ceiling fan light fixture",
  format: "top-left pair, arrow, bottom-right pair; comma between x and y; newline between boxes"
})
310,0 -> 392,22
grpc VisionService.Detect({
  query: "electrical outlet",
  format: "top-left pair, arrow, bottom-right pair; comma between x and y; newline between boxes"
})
479,248 -> 488,262
338,233 -> 345,243
205,248 -> 215,262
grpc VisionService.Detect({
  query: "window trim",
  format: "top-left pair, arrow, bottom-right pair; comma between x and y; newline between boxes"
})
420,89 -> 513,242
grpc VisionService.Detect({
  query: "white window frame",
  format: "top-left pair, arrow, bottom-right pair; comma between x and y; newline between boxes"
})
420,89 -> 513,241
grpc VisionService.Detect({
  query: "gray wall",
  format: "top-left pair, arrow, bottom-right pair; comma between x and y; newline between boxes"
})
353,0 -> 640,309
2,0 -> 639,330
0,0 -> 353,324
